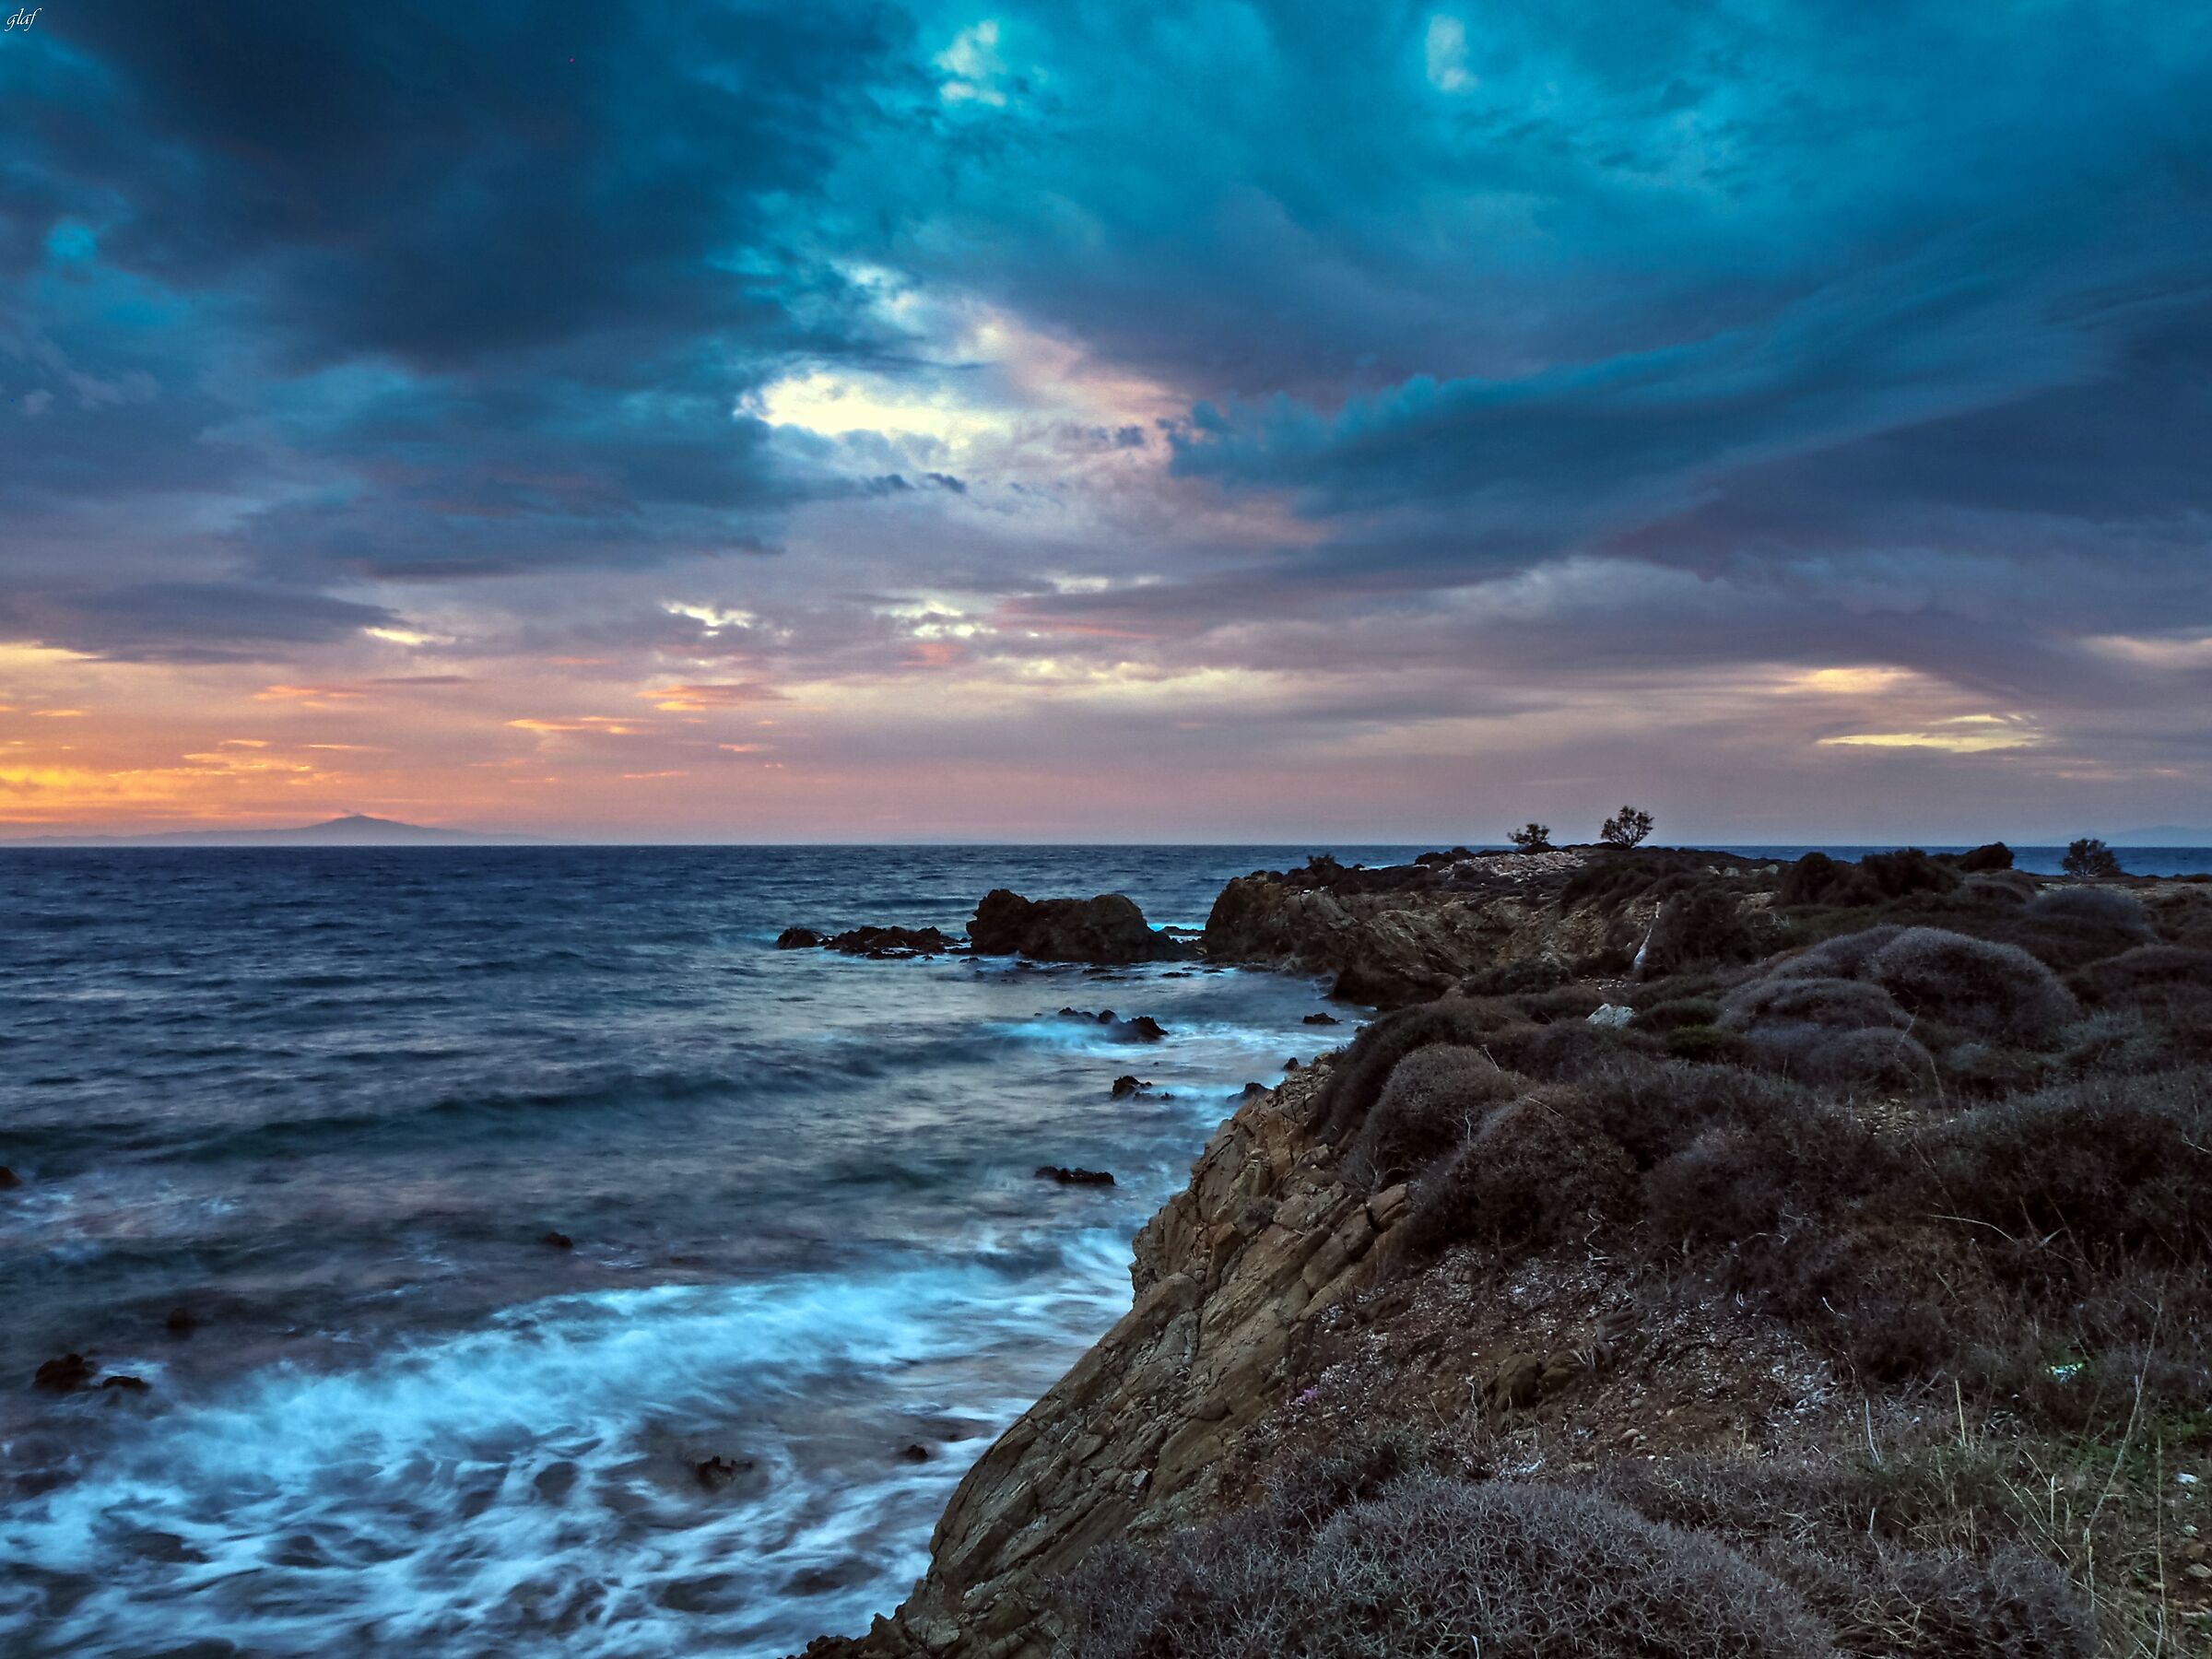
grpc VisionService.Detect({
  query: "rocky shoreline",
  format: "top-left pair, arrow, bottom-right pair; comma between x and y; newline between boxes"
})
803,846 -> 2212,1657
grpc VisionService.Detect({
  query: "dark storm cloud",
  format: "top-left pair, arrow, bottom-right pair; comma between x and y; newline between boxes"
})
29,582 -> 402,664
14,1 -> 918,367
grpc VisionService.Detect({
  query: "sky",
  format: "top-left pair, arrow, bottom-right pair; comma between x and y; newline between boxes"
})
3,1 -> 2210,843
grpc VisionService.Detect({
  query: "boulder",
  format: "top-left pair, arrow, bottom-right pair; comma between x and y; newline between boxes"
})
696,1454 -> 754,1489
1110,1075 -> 1149,1099
775,926 -> 825,948
1057,1008 -> 1171,1042
542,1230 -> 574,1250
33,1353 -> 96,1393
1301,1012 -> 1340,1026
969,889 -> 1189,964
822,925 -> 952,959
1035,1166 -> 1116,1186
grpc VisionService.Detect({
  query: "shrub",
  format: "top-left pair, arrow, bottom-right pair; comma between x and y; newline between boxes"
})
1600,805 -> 1655,847
1764,925 -> 1907,982
2070,943 -> 2212,1000
1314,1000 -> 1511,1145
1960,871 -> 2032,905
1401,1094 -> 1636,1257
1921,1073 -> 2212,1264
1665,1024 -> 1751,1064
1865,927 -> 2079,1044
1859,847 -> 1960,900
1460,956 -> 1571,995
1778,851 -> 1867,907
2060,837 -> 2123,878
1642,1128 -> 1784,1247
2024,884 -> 2153,938
1640,886 -> 1762,975
1720,974 -> 1909,1032
1744,1020 -> 1934,1092
1508,821 -> 1554,853
1569,1055 -> 1821,1169
1958,841 -> 2015,873
1070,1474 -> 1834,1659
1638,995 -> 1721,1031
1352,1045 -> 1519,1183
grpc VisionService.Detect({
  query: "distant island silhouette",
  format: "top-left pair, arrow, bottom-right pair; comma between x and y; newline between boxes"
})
5,813 -> 542,848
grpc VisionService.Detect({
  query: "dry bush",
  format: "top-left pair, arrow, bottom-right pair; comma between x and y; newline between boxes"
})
1641,994 -> 1722,1031
1591,1458 -> 2095,1659
1641,885 -> 1765,975
1666,1023 -> 1753,1064
1068,1473 -> 1834,1659
1865,927 -> 2078,1043
2025,886 -> 2155,938
1766,924 -> 1910,982
1785,1025 -> 1936,1090
1479,1017 -> 1663,1081
1401,1093 -> 1636,1258
2071,944 -> 2212,1000
1315,1000 -> 1515,1145
1721,974 -> 1911,1032
1962,871 -> 2034,905
1351,1044 -> 1519,1183
1918,1072 -> 2212,1265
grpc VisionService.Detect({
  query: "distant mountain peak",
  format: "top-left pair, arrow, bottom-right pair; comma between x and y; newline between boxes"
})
5,814 -> 542,848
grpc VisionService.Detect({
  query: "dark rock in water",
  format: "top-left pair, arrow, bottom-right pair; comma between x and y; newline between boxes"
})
34,1353 -> 96,1393
1302,1011 -> 1340,1026
899,1442 -> 932,1463
163,1306 -> 201,1335
1057,1007 -> 1168,1041
1110,1075 -> 1149,1099
1240,1081 -> 1269,1100
100,1374 -> 149,1392
822,924 -> 952,959
696,1454 -> 754,1488
542,1230 -> 574,1251
1035,1165 -> 1116,1186
969,889 -> 1190,964
775,926 -> 825,948
0,1166 -> 20,1189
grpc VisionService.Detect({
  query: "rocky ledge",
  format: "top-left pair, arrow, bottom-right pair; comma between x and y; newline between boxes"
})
808,1065 -> 1386,1658
808,845 -> 2212,1657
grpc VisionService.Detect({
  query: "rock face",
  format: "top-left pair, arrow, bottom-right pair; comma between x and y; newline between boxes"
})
969,890 -> 1189,965
811,1068 -> 1400,1658
1200,852 -> 1641,1006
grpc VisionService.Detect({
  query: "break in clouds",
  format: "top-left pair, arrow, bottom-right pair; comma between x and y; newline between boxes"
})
4,1 -> 2211,838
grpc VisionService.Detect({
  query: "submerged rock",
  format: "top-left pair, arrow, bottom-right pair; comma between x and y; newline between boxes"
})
100,1374 -> 150,1393
899,1443 -> 933,1463
1301,1011 -> 1340,1026
1058,1008 -> 1170,1042
541,1230 -> 574,1250
0,1165 -> 20,1189
1035,1166 -> 1116,1186
163,1306 -> 200,1335
1110,1075 -> 1150,1099
695,1454 -> 754,1489
969,889 -> 1189,964
33,1353 -> 96,1393
824,925 -> 952,959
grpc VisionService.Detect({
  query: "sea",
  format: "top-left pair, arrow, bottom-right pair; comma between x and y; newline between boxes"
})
3,840 -> 2206,1657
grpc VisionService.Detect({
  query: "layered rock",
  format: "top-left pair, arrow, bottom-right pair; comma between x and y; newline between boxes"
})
1201,850 -> 1638,1005
809,1066 -> 1399,1658
968,890 -> 1191,965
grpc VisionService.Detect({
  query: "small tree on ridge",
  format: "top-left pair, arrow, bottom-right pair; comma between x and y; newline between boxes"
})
2062,837 -> 2124,879
1508,823 -> 1553,853
1600,806 -> 1654,848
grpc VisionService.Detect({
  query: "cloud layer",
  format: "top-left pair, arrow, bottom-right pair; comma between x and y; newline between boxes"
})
3,1 -> 2210,838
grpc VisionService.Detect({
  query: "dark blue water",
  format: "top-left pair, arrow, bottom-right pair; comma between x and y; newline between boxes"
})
0,846 -> 1410,1658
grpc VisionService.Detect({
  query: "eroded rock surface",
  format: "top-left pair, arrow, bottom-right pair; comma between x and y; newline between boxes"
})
969,891 -> 1190,965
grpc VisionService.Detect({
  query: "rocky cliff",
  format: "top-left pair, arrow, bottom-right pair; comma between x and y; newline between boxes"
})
808,1065 -> 1387,1657
1199,848 -> 1662,1004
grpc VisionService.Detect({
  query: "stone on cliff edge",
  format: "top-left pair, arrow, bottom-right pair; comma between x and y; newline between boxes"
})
969,889 -> 1188,964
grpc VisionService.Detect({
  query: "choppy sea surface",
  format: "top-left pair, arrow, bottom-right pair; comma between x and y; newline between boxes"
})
0,845 -> 1418,1658
4,839 -> 2205,1657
